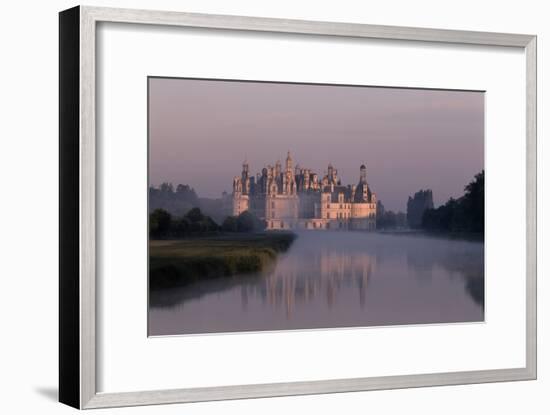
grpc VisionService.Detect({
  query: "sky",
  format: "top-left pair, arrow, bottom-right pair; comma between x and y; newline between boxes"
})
149,77 -> 484,212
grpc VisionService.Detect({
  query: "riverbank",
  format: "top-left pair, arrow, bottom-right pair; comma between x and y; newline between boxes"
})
149,232 -> 296,289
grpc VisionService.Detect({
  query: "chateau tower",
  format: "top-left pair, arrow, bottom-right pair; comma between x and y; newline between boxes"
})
284,151 -> 296,195
325,162 -> 339,185
241,158 -> 250,194
360,164 -> 367,184
286,151 -> 293,172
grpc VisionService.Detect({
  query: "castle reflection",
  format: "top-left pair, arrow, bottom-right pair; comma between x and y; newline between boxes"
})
246,248 -> 375,318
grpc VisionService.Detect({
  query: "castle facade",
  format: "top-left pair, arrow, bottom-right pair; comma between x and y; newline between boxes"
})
232,152 -> 377,231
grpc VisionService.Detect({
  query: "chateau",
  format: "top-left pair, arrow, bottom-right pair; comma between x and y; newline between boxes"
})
232,152 -> 377,231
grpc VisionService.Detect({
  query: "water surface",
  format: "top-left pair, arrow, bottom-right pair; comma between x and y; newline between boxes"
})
149,232 -> 484,335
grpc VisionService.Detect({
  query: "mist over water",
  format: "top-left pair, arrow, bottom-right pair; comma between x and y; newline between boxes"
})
149,232 -> 484,335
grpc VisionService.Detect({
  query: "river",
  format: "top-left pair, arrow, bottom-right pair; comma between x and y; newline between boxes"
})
149,231 -> 484,335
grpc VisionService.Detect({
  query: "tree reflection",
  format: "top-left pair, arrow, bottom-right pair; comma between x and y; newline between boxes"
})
405,236 -> 484,307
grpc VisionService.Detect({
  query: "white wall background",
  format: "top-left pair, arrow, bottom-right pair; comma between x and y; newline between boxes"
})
0,0 -> 546,414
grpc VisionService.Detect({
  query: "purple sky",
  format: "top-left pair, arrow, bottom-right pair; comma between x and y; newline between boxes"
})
149,78 -> 484,212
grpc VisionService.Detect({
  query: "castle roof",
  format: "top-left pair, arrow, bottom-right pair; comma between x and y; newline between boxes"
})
353,182 -> 373,203
323,185 -> 351,202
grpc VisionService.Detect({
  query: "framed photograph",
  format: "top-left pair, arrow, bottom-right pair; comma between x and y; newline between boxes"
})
59,6 -> 537,409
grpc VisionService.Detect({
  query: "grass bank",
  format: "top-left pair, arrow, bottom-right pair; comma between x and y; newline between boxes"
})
150,232 -> 296,289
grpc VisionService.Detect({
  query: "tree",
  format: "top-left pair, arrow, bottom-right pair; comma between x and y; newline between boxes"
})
395,212 -> 407,228
171,217 -> 190,237
181,207 -> 220,233
376,200 -> 407,230
149,183 -> 200,217
421,171 -> 484,235
175,184 -> 199,206
422,198 -> 458,231
220,211 -> 264,233
205,216 -> 219,231
407,189 -> 434,228
184,207 -> 204,223
149,208 -> 172,237
159,182 -> 174,194
462,170 -> 484,233
236,211 -> 257,232
176,183 -> 190,194
149,206 -> 222,238
222,216 -> 238,232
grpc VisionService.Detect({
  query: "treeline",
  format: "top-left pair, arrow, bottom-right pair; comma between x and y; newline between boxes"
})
421,171 -> 484,235
376,201 -> 407,229
150,207 -> 218,238
377,211 -> 407,229
221,211 -> 265,233
149,183 -> 200,217
150,208 -> 266,238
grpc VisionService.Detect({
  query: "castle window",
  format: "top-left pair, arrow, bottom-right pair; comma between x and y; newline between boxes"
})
326,213 -> 330,219
271,212 -> 275,219
271,201 -> 275,209
327,204 -> 330,209
281,222 -> 284,228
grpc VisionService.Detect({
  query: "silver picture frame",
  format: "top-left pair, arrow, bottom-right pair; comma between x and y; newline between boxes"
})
59,5 -> 537,409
